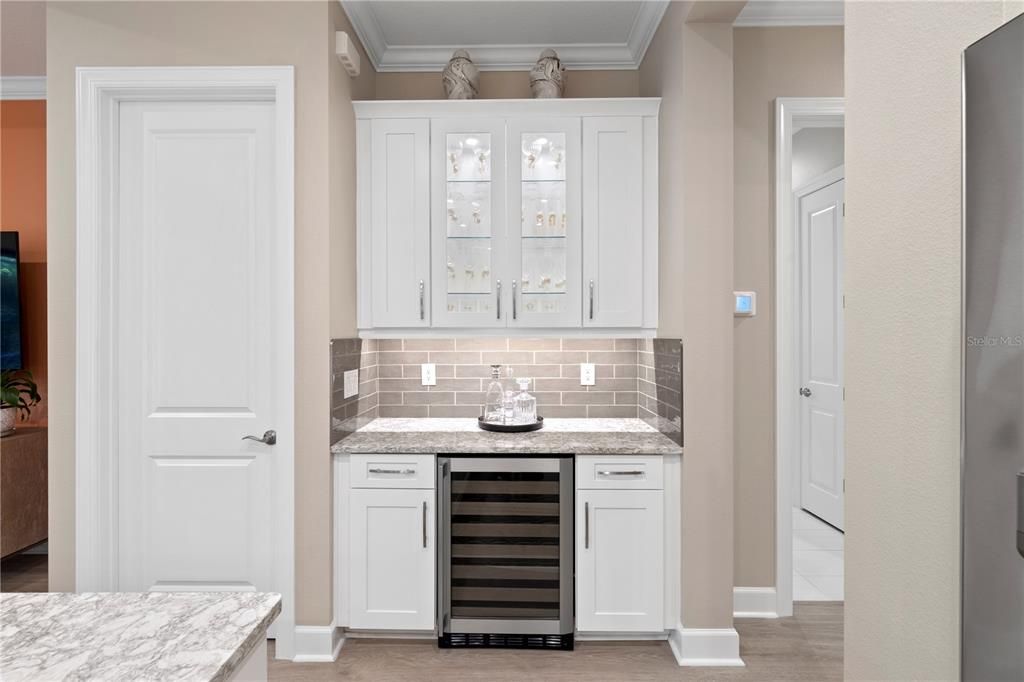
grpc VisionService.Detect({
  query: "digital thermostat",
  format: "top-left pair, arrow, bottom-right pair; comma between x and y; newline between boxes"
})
734,291 -> 756,317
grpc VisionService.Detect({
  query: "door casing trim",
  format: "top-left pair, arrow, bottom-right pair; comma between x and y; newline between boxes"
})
74,65 -> 296,658
773,97 -> 844,618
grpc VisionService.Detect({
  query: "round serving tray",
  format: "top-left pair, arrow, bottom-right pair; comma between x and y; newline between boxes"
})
477,416 -> 544,433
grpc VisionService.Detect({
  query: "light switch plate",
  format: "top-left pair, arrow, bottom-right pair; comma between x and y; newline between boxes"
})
421,363 -> 437,386
580,363 -> 596,386
343,369 -> 359,399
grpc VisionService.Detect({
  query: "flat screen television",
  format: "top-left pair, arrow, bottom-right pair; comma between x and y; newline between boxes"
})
1,231 -> 23,370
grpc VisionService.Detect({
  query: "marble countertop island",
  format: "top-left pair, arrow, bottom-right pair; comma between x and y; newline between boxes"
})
0,591 -> 280,682
332,417 -> 683,456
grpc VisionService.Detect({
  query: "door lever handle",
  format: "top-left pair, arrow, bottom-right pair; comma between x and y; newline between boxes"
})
799,387 -> 812,397
242,430 -> 277,445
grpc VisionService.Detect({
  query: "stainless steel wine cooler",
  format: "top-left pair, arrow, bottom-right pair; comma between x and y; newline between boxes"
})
437,456 -> 574,650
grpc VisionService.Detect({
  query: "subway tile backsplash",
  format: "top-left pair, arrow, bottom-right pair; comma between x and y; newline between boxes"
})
331,337 -> 683,440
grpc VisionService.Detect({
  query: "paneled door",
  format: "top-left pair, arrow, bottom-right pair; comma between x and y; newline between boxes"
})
576,489 -> 664,632
582,117 -> 644,327
798,176 -> 845,530
116,101 -> 289,617
507,117 -> 582,328
349,488 -> 435,630
370,119 -> 431,327
431,118 -> 507,327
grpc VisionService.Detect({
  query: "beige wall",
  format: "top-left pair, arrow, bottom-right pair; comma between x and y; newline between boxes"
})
844,1 -> 1012,678
373,69 -> 638,100
640,1 -> 736,629
731,27 -> 844,588
46,1 -> 363,627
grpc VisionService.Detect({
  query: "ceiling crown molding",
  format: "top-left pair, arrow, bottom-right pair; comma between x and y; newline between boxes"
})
340,1 -> 669,72
0,76 -> 46,100
733,1 -> 844,27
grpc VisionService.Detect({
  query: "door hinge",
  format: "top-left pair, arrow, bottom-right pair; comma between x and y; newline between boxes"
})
843,387 -> 846,401
842,202 -> 846,217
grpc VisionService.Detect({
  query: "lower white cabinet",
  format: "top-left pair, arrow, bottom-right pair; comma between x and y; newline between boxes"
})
349,487 -> 435,630
576,475 -> 665,632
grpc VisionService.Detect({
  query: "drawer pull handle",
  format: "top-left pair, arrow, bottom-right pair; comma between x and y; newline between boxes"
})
597,470 -> 644,476
369,468 -> 416,475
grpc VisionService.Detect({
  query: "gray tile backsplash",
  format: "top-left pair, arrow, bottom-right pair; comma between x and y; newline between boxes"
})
331,337 -> 683,440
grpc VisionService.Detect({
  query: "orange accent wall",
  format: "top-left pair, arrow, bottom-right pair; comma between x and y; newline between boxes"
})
1,100 -> 47,425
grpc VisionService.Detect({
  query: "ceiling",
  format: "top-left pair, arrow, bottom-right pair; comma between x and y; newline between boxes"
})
734,1 -> 844,27
340,1 -> 670,71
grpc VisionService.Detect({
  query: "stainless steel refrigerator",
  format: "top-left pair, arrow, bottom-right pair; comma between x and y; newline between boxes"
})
963,13 -> 1024,681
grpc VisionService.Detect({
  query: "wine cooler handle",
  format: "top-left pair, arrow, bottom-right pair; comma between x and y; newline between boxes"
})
584,501 -> 590,549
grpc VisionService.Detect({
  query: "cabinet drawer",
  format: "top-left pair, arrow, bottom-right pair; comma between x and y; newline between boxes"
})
575,455 -> 663,490
351,454 -> 435,489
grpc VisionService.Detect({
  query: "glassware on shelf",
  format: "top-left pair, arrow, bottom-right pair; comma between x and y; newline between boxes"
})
512,378 -> 538,424
484,365 -> 504,423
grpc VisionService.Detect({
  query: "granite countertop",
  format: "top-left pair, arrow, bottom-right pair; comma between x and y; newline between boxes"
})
0,591 -> 280,682
332,418 -> 683,456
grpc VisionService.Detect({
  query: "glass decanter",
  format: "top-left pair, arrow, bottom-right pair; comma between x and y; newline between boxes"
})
483,364 -> 505,423
512,378 -> 537,424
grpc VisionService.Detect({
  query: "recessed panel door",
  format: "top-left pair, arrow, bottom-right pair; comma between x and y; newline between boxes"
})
798,178 -> 845,530
116,102 -> 288,609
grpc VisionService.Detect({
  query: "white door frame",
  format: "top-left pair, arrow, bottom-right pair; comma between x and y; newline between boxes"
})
774,97 -> 844,618
74,66 -> 296,658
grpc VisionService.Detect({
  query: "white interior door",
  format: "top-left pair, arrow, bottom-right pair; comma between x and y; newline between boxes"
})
798,176 -> 845,530
116,101 -> 291,617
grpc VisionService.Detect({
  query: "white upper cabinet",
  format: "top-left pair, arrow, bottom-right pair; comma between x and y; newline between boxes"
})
355,99 -> 659,334
508,117 -> 582,328
431,118 -> 507,328
363,118 -> 431,328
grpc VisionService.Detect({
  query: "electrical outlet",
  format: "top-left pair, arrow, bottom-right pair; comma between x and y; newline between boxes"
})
580,363 -> 596,386
421,363 -> 437,386
343,369 -> 359,399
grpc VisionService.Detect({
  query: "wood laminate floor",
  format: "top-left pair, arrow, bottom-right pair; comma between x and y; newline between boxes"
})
0,553 -> 47,592
270,602 -> 842,681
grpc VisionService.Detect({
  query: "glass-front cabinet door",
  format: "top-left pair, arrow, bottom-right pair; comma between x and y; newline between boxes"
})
431,119 -> 507,327
507,118 -> 582,328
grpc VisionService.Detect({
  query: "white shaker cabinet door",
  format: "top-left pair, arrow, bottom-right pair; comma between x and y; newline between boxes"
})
349,488 -> 435,630
582,117 -> 645,327
367,119 -> 431,327
576,489 -> 664,632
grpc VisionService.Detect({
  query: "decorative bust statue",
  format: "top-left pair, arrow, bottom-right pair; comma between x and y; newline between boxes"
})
529,49 -> 565,99
442,49 -> 480,100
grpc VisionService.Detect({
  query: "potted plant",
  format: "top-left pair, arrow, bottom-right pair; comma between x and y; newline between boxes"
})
1,369 -> 41,436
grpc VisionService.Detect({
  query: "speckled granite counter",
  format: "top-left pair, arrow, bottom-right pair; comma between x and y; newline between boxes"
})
0,591 -> 280,682
332,418 -> 683,456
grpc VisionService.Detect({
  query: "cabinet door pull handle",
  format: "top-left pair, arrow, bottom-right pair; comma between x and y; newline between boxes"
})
368,467 -> 416,475
512,280 -> 518,320
597,470 -> 644,477
422,501 -> 428,548
584,501 -> 590,549
496,280 -> 502,320
589,280 -> 595,320
419,280 -> 425,321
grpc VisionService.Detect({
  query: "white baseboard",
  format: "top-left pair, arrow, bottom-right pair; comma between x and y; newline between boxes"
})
668,624 -> 745,667
292,623 -> 344,662
733,586 -> 779,618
